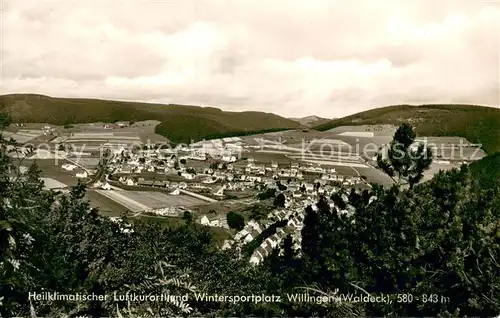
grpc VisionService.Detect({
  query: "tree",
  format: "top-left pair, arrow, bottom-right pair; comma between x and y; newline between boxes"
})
180,158 -> 187,165
258,188 -> 276,200
276,181 -> 287,191
300,185 -> 306,193
273,193 -> 286,207
377,123 -> 433,188
182,211 -> 193,223
226,212 -> 245,231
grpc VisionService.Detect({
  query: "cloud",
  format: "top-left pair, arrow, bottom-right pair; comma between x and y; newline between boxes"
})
1,0 -> 499,118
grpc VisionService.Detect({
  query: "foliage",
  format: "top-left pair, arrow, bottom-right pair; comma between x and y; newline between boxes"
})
182,211 -> 193,223
276,181 -> 287,191
226,211 -> 245,231
377,123 -> 433,188
273,192 -> 286,207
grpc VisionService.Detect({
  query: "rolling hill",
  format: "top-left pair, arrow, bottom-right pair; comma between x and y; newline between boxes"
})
288,115 -> 331,127
0,94 -> 302,143
313,104 -> 500,154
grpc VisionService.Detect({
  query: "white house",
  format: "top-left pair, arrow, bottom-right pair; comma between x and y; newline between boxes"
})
235,229 -> 249,241
170,188 -> 180,195
181,172 -> 195,180
62,163 -> 77,171
221,240 -> 234,250
200,215 -> 222,227
126,178 -> 136,186
101,182 -> 111,190
75,171 -> 88,178
178,182 -> 188,189
222,155 -> 237,162
214,185 -> 225,197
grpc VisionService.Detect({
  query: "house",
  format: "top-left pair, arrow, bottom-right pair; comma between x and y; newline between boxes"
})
181,172 -> 195,180
271,162 -> 278,169
126,178 -> 136,186
214,185 -> 225,197
101,182 -> 111,190
170,188 -> 180,195
235,229 -> 249,241
200,214 -> 223,227
221,155 -> 237,162
75,171 -> 88,178
249,247 -> 265,265
247,220 -> 262,233
61,163 -> 77,171
221,240 -> 234,250
243,229 -> 260,244
178,182 -> 188,189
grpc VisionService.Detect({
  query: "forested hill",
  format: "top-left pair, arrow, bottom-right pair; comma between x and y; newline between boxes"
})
313,104 -> 500,154
0,94 -> 302,143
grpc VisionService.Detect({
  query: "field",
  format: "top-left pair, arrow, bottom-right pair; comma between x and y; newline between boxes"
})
122,191 -> 205,208
1,129 -> 44,143
41,177 -> 67,189
21,159 -> 83,186
94,188 -> 205,212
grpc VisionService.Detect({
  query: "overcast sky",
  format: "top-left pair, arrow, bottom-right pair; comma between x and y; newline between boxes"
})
1,0 -> 499,118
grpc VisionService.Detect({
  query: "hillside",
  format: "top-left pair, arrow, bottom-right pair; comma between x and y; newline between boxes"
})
469,152 -> 500,190
289,115 -> 331,127
314,104 -> 500,154
0,94 -> 301,143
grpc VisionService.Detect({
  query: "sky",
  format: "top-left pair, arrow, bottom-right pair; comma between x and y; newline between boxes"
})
1,0 -> 499,118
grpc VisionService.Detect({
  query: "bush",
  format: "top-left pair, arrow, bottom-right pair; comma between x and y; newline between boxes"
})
273,193 -> 286,207
258,188 -> 276,200
226,211 -> 245,231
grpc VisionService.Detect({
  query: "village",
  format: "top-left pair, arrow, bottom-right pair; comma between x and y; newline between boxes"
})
83,136 -> 366,265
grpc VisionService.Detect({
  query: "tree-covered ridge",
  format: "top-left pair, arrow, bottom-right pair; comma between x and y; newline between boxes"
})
0,94 -> 301,144
314,104 -> 500,154
1,118 -> 499,317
